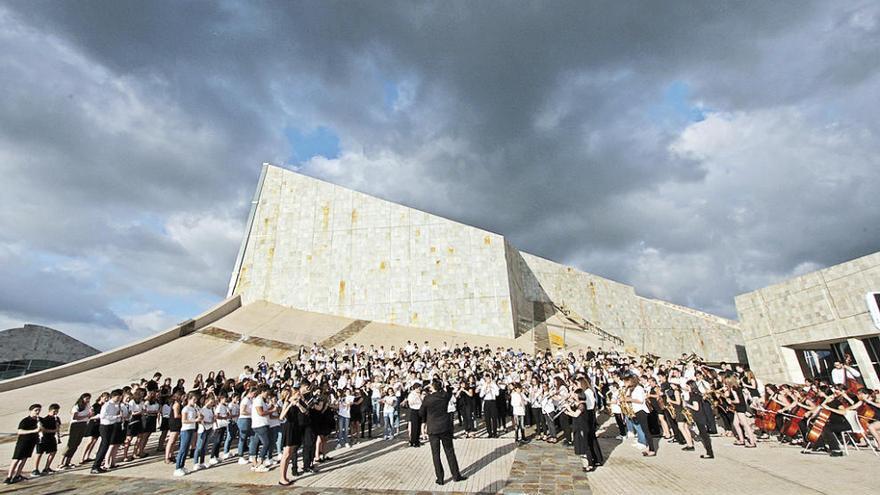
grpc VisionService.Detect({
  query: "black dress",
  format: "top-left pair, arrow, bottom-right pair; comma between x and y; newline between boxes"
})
86,403 -> 101,438
283,406 -> 303,446
572,406 -> 588,456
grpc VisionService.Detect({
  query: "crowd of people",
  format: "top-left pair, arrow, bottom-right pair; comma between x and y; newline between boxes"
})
5,340 -> 880,486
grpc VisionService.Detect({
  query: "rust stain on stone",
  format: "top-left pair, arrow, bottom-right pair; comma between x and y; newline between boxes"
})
351,208 -> 358,224
484,236 -> 491,245
338,280 -> 346,301
432,279 -> 437,286
414,228 -> 420,237
447,247 -> 455,255
411,312 -> 418,322
430,246 -> 436,253
379,261 -> 387,270
321,203 -> 330,230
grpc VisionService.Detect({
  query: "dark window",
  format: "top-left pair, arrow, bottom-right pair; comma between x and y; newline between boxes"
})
0,359 -> 65,380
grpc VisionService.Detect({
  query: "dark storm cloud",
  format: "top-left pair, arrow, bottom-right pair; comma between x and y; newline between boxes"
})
1,0 -> 878,347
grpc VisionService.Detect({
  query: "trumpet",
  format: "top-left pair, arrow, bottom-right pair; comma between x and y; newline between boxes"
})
551,396 -> 583,420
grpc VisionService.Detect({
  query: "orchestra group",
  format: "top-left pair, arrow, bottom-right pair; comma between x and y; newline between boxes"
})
5,341 -> 880,486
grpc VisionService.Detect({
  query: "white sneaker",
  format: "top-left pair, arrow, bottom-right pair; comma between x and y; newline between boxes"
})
192,463 -> 203,471
173,468 -> 187,477
254,465 -> 270,473
208,458 -> 219,466
238,458 -> 249,465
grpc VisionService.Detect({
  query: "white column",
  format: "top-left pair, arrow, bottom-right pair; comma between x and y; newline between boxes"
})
847,338 -> 880,389
779,346 -> 806,384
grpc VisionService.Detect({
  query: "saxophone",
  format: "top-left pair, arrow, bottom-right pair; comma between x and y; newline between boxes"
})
682,403 -> 695,425
620,390 -> 635,418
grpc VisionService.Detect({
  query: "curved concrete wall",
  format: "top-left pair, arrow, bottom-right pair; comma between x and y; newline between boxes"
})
0,296 -> 242,393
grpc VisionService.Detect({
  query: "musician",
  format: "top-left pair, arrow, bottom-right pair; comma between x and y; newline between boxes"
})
297,382 -> 318,474
668,383 -> 694,451
478,374 -> 500,438
830,361 -> 860,387
686,380 -> 713,459
723,376 -> 756,448
564,388 -> 601,472
419,379 -> 467,485
809,386 -> 852,457
855,388 -> 880,446
607,382 -> 626,439
626,376 -> 656,456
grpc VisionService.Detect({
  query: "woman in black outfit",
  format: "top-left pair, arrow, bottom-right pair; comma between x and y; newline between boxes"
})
686,381 -> 714,459
279,388 -> 305,485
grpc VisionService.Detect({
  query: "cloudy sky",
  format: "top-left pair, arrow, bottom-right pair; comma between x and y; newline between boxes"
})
1,1 -> 878,349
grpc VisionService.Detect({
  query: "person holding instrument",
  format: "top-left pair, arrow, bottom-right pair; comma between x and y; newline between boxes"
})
686,380 -> 714,459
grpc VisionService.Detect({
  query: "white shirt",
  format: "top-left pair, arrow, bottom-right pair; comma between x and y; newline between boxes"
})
181,405 -> 199,431
99,401 -> 122,425
214,404 -> 229,429
70,404 -> 90,423
251,396 -> 271,428
510,392 -> 526,416
831,366 -> 860,385
240,396 -> 253,419
406,390 -> 423,410
630,385 -> 649,414
198,406 -> 215,432
584,388 -> 596,410
338,395 -> 353,418
479,381 -> 499,400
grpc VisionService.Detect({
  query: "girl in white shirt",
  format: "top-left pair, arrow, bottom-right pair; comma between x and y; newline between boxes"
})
510,384 -> 527,444
174,392 -> 200,476
193,394 -> 215,470
211,395 -> 230,464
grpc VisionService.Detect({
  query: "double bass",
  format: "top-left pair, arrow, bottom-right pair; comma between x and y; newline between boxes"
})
843,355 -> 861,395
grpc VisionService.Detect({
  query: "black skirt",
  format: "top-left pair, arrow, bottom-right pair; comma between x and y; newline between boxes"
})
144,415 -> 158,433
12,434 -> 38,460
351,403 -> 363,423
159,417 -> 169,432
86,419 -> 101,438
316,411 -> 334,436
126,416 -> 143,436
169,418 -> 182,433
110,423 -> 126,445
283,421 -> 303,446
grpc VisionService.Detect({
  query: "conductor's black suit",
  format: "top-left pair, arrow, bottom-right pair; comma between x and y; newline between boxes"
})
419,387 -> 465,484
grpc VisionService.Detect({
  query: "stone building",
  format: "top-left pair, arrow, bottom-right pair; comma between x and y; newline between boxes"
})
736,252 -> 880,387
0,324 -> 99,380
228,164 -> 745,362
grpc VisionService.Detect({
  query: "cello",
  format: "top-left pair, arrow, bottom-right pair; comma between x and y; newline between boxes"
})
781,388 -> 815,438
806,407 -> 832,444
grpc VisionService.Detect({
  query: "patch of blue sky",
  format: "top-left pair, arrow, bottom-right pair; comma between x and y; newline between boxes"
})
285,126 -> 341,164
383,80 -> 399,110
647,80 -> 710,126
109,289 -> 214,322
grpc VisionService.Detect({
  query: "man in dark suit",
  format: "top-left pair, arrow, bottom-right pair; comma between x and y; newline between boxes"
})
420,378 -> 468,485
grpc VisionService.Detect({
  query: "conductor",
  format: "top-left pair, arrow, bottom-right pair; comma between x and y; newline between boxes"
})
420,378 -> 468,485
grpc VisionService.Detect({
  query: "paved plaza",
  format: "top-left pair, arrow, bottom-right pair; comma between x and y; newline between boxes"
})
1,418 -> 875,495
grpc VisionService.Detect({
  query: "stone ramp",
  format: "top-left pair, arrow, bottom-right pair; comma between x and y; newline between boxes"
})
320,319 -> 372,348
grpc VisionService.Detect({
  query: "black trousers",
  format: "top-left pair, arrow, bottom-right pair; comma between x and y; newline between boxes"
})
695,419 -> 713,457
635,411 -> 656,453
91,425 -> 114,470
483,400 -> 498,437
614,413 -> 626,436
429,431 -> 461,481
703,400 -> 718,434
462,406 -> 475,432
532,408 -> 545,435
287,444 -> 300,475
409,408 -> 422,446
559,413 -> 572,443
585,410 -> 604,465
665,410 -> 685,443
302,427 -> 316,469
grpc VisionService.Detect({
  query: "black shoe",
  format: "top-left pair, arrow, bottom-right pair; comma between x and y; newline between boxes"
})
830,451 -> 844,457
436,478 -> 446,485
3,478 -> 12,485
453,475 -> 468,482
682,446 -> 695,451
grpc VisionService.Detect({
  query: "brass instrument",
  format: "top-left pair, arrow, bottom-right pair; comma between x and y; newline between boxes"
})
682,402 -> 695,425
620,390 -> 635,418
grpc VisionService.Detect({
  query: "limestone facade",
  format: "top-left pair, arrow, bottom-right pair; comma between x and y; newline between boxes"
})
230,164 -> 744,361
735,252 -> 880,386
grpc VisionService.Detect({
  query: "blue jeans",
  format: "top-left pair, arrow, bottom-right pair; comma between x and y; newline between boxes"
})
249,426 -> 270,461
337,416 -> 350,446
383,413 -> 395,438
224,421 -> 238,453
194,428 -> 212,464
633,420 -> 646,446
175,429 -> 196,470
237,418 -> 252,457
372,398 -> 380,423
270,425 -> 281,457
